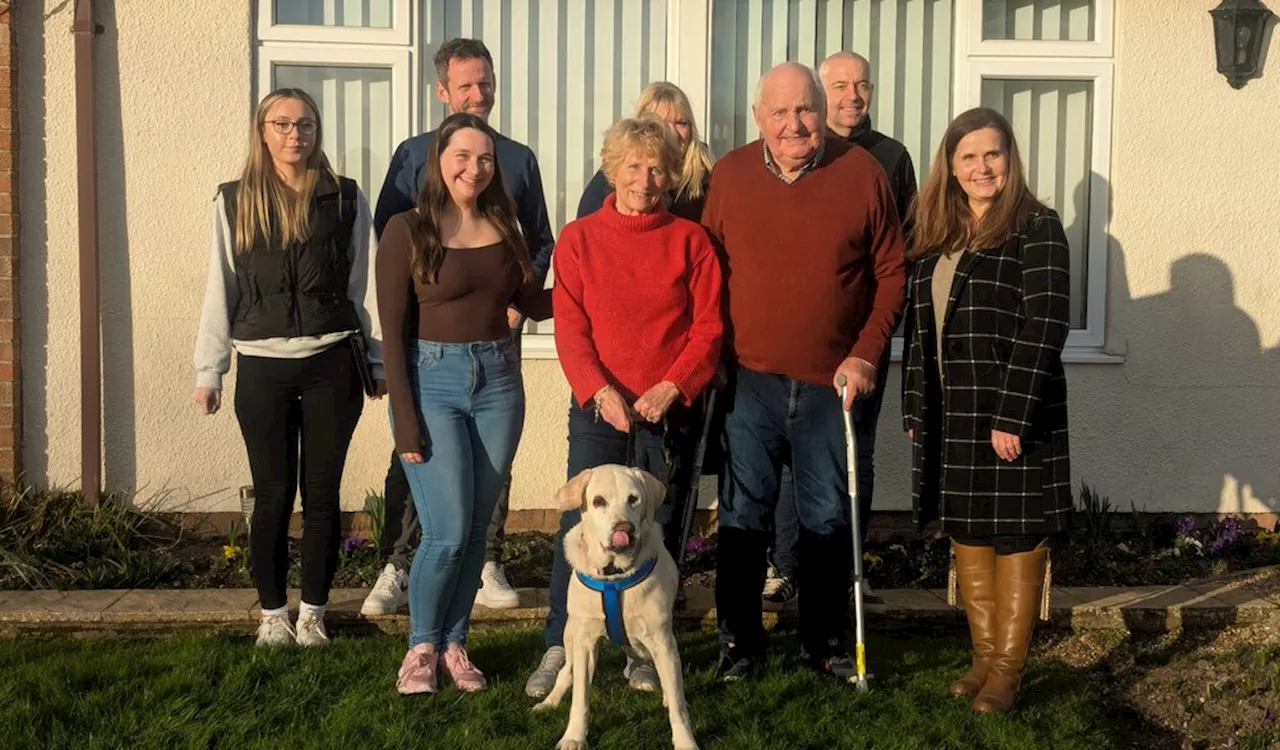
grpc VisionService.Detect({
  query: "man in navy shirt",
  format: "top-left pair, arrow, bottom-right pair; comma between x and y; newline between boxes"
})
361,37 -> 555,617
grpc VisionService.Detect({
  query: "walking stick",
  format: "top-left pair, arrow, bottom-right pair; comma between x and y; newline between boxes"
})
836,373 -> 871,691
676,384 -> 719,569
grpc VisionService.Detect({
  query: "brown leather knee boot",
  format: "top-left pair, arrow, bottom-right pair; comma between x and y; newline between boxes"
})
972,541 -> 1049,715
950,542 -> 997,697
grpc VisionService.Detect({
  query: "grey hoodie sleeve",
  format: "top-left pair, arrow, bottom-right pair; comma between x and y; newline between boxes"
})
192,193 -> 237,390
348,190 -> 385,381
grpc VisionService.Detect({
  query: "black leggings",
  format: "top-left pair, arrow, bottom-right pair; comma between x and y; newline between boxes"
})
235,344 -> 364,610
950,532 -> 1047,555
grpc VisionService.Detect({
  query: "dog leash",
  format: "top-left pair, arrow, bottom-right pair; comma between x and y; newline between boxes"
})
575,556 -> 659,647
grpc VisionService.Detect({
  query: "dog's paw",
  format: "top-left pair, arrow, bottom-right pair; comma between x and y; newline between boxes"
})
532,698 -> 559,713
556,738 -> 588,750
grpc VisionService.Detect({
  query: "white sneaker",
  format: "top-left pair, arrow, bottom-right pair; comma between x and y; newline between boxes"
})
475,561 -> 520,610
624,654 -> 660,692
763,566 -> 798,611
296,611 -> 330,647
361,563 -> 409,616
255,614 -> 296,647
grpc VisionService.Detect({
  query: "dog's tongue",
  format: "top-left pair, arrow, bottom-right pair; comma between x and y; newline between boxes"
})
611,529 -> 632,548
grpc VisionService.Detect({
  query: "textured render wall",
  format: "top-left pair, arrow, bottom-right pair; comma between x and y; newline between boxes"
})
17,0 -> 1280,517
16,0 -> 572,513
878,1 -> 1280,519
1091,1 -> 1279,515
19,0 -> 263,512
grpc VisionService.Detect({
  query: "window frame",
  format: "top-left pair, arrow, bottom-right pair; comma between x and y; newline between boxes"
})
257,0 -> 414,46
256,44 -> 416,182
956,0 -> 1115,354
956,58 -> 1113,350
962,0 -> 1113,59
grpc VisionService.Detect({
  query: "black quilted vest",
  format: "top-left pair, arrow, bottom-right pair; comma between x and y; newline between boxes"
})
219,175 -> 361,341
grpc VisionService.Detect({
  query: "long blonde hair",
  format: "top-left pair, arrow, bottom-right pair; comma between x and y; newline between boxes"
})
909,107 -> 1044,260
634,82 -> 714,202
234,88 -> 336,253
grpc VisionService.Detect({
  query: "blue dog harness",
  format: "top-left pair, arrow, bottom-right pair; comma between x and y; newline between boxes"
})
575,556 -> 659,647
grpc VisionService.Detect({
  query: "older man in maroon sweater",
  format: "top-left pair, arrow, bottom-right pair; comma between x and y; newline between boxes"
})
702,61 -> 906,683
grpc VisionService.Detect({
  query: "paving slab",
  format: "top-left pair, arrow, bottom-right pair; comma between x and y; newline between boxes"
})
102,589 -> 259,623
0,590 -> 131,623
0,583 -> 1274,635
1059,586 -> 1155,610
879,588 -> 953,614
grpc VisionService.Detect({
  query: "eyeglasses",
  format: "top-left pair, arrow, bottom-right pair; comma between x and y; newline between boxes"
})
266,119 -> 318,136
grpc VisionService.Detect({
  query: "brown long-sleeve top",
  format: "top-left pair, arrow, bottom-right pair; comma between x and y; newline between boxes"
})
375,210 -> 551,453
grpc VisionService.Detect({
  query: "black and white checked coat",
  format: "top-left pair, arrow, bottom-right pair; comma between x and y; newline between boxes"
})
902,209 -> 1073,538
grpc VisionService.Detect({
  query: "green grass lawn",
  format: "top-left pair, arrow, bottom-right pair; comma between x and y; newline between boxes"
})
0,628 -> 1132,750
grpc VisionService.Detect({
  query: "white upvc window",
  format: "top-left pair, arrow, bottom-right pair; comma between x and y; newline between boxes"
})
258,0 -> 413,45
255,0 -> 1117,361
257,45 -> 414,197
956,0 -> 1115,354
256,0 -> 676,358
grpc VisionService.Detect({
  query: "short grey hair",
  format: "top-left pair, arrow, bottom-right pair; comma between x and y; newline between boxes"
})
752,61 -> 826,115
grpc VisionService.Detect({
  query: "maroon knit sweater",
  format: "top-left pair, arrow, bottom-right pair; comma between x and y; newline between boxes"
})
701,137 -> 906,385
553,192 -> 723,408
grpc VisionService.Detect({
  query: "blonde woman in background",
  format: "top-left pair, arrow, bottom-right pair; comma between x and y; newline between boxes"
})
192,87 -> 384,648
576,81 -> 715,221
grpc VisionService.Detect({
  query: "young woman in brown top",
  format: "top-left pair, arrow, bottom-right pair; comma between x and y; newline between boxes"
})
377,112 -> 550,696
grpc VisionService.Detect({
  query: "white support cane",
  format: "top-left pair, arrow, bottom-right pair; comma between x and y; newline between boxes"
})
836,374 -> 871,691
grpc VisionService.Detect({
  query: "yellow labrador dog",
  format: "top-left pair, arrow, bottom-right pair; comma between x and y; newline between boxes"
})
533,464 -> 698,750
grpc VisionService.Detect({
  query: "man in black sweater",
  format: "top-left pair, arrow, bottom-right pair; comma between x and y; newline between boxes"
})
762,50 -> 918,613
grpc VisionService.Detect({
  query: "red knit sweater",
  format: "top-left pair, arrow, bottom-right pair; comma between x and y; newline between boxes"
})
701,138 -> 907,385
553,193 -> 723,408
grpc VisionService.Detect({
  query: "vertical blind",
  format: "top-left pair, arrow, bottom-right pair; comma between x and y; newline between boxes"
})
429,0 -> 669,233
274,64 -> 395,202
981,78 -> 1092,328
708,0 -> 954,177
274,0 -> 394,28
981,0 -> 1094,41
429,0 -> 670,334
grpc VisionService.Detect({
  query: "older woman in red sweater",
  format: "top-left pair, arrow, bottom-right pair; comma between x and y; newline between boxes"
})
523,112 -> 723,699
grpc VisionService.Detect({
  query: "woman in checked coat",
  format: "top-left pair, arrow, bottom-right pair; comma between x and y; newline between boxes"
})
902,107 -> 1073,715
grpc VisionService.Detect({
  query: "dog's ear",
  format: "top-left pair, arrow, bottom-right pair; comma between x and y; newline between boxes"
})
555,469 -> 593,513
637,469 -> 667,523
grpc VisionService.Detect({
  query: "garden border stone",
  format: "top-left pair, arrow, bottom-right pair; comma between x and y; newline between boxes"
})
2,579 -> 1277,637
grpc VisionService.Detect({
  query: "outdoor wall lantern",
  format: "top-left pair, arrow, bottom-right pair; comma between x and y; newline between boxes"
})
1210,0 -> 1275,89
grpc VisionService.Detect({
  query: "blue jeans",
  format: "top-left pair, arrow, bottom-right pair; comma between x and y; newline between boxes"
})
396,339 -> 525,648
771,348 -> 890,578
543,399 -> 700,648
716,365 -> 853,660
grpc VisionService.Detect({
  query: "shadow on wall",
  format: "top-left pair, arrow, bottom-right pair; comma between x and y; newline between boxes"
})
1105,167 -> 1278,518
16,2 -> 56,483
96,0 -> 137,493
18,2 -> 136,492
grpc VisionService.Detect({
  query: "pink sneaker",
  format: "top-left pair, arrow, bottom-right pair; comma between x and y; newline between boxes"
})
396,643 -> 439,695
441,643 -> 488,692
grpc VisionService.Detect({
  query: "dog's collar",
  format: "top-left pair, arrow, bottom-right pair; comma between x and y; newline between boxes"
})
575,555 -> 659,647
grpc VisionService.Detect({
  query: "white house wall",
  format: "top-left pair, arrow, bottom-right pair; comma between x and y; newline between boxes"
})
16,0 -> 1280,519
